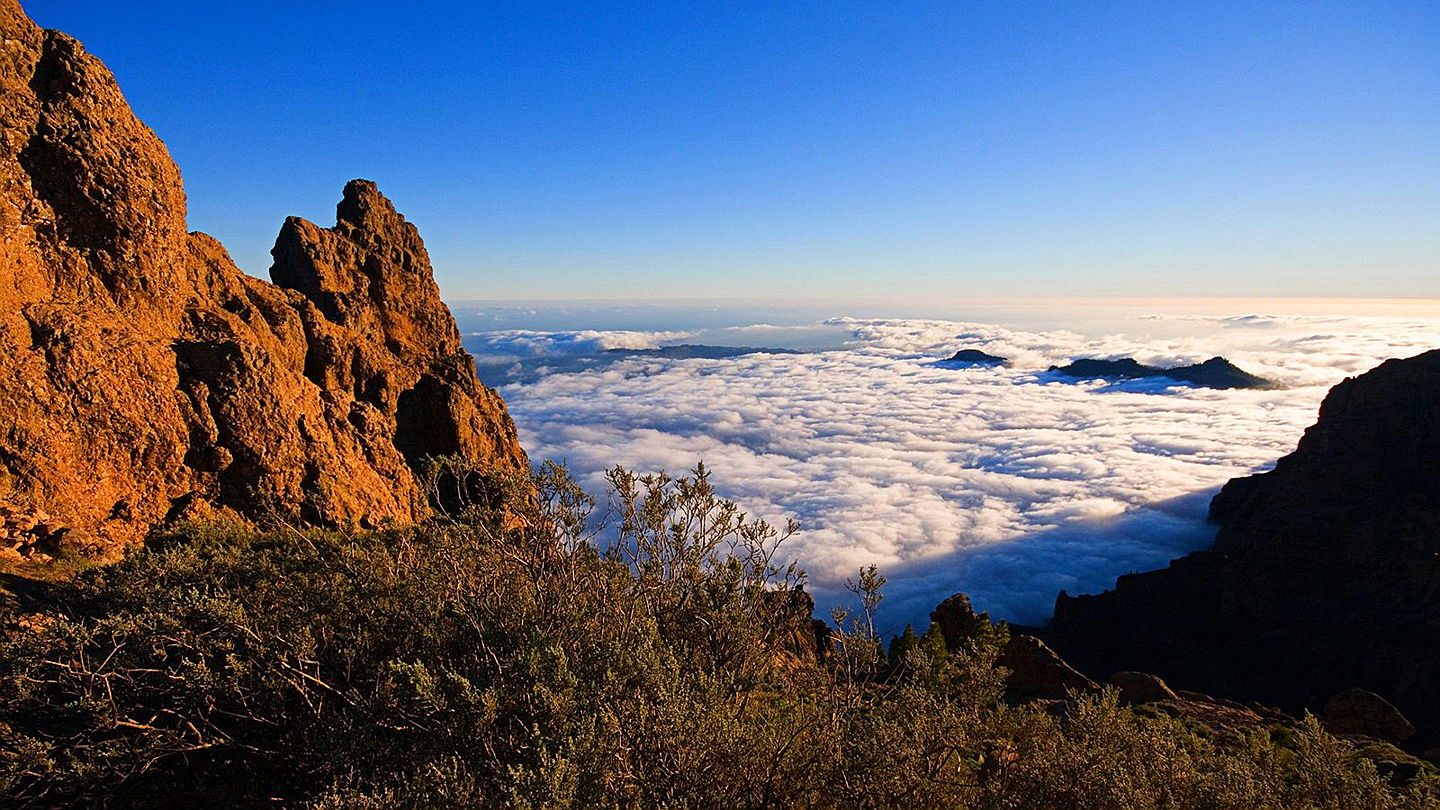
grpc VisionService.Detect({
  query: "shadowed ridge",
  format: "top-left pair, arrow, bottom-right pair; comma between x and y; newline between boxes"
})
1047,355 -> 1280,390
1044,349 -> 1440,737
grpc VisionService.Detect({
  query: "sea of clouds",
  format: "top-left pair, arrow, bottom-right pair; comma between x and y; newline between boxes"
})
465,309 -> 1440,632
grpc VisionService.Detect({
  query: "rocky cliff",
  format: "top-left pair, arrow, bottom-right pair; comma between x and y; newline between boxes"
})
0,1 -> 525,559
1045,349 -> 1440,736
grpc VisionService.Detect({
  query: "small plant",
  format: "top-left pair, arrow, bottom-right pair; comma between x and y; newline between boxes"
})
0,460 -> 1434,807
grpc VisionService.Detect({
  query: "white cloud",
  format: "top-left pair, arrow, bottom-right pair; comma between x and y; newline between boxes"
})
467,329 -> 698,363
487,314 -> 1440,630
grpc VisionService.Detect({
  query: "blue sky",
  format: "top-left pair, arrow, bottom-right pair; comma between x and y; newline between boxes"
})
23,1 -> 1440,301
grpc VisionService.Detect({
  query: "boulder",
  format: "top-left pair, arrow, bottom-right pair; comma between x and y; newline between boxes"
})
997,635 -> 1099,701
1323,688 -> 1416,742
1109,671 -> 1179,705
39,527 -> 101,558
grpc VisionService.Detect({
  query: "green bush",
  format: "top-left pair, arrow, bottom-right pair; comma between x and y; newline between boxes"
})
1,460 -> 1435,807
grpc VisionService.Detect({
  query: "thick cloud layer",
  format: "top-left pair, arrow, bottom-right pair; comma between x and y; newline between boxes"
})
478,313 -> 1440,631
468,328 -> 699,363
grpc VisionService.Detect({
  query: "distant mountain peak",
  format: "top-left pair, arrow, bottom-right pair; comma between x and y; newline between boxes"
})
1048,356 -> 1280,390
944,348 -> 1008,366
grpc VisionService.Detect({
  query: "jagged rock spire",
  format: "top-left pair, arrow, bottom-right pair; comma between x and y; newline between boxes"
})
0,2 -> 525,558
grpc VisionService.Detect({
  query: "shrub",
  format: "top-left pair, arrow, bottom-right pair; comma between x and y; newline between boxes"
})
0,460 -> 1434,807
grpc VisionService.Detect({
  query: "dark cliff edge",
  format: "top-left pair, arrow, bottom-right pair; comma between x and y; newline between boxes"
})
0,1 -> 525,561
1042,349 -> 1440,738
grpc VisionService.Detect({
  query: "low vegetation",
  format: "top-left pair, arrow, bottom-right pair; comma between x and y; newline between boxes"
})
1,461 -> 1435,807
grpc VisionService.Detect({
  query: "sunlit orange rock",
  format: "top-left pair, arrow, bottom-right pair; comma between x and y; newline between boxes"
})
0,0 -> 525,557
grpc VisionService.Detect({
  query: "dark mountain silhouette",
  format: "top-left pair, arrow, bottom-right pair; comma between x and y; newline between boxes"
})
1042,349 -> 1440,738
1048,356 -> 1280,390
943,349 -> 1008,366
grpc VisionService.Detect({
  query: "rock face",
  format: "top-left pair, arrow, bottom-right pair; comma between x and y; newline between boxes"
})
930,592 -> 998,649
1109,671 -> 1178,705
1046,350 -> 1440,735
1324,688 -> 1416,742
0,2 -> 525,556
996,635 -> 1099,701
268,180 -> 524,480
930,588 -> 1297,737
931,592 -> 1098,702
1047,356 -> 1279,390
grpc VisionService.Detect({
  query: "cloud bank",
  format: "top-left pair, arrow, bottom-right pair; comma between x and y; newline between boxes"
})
467,328 -> 699,363
480,314 -> 1440,631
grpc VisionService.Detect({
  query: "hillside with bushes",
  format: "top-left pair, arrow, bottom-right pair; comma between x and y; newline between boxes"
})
3,462 -> 1436,807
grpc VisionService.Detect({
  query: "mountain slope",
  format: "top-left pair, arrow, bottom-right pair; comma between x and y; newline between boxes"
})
1046,349 -> 1440,735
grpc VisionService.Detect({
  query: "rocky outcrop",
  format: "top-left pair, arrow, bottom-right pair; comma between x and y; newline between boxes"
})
1046,350 -> 1440,736
1109,671 -> 1178,705
931,592 -> 1098,701
268,180 -> 524,480
996,635 -> 1099,701
1324,689 -> 1416,743
1047,356 -> 1279,389
0,1 -> 525,557
930,592 -> 998,650
931,588 -> 1302,739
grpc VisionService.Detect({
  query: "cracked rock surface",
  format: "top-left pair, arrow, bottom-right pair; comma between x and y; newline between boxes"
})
0,0 -> 525,556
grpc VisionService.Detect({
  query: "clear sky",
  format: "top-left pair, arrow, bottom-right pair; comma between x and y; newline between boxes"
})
22,1 -> 1440,301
